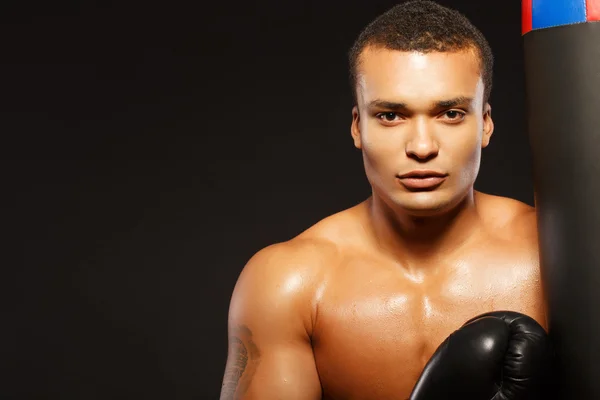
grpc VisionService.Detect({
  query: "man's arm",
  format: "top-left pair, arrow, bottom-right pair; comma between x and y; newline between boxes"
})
220,243 -> 323,400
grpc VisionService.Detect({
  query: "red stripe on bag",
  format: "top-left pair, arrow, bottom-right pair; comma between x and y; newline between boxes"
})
522,0 -> 533,34
587,0 -> 600,21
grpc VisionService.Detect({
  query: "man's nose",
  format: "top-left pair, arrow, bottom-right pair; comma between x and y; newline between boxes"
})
405,119 -> 439,161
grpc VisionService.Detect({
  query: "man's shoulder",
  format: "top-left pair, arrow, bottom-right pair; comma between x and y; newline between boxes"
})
477,192 -> 537,244
226,239 -> 334,340
238,236 -> 339,297
238,205 -> 362,296
247,236 -> 340,275
478,191 -> 534,221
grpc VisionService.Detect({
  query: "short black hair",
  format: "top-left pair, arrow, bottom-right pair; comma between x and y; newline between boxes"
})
349,0 -> 494,105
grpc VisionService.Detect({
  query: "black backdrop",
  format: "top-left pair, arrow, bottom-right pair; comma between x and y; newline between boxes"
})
5,1 -> 532,398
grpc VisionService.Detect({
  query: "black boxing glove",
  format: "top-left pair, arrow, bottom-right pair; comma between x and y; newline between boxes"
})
409,311 -> 553,400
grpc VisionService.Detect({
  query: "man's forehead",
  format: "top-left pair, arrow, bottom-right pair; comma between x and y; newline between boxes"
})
357,45 -> 480,67
356,47 -> 481,83
355,47 -> 484,105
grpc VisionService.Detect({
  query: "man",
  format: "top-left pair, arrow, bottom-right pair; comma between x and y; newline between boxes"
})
220,1 -> 550,399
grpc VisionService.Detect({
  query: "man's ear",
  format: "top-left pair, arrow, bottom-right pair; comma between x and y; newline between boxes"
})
481,103 -> 494,148
351,106 -> 362,149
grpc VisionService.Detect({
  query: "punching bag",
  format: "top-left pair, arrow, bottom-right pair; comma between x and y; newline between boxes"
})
523,1 -> 600,398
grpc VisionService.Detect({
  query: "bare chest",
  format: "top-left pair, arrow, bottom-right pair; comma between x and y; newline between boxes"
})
311,256 -> 543,400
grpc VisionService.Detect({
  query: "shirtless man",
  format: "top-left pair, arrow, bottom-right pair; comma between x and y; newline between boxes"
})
220,2 -> 550,399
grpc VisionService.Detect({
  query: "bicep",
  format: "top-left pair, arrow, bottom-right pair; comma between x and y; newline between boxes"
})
220,246 -> 323,400
220,324 -> 322,400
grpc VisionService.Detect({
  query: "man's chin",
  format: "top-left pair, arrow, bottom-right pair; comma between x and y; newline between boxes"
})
391,193 -> 454,217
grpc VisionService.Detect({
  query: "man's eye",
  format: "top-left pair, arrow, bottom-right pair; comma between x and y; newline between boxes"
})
378,112 -> 399,122
443,110 -> 465,121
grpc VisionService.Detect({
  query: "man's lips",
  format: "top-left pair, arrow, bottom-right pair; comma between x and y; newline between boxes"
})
398,170 -> 447,179
397,171 -> 448,190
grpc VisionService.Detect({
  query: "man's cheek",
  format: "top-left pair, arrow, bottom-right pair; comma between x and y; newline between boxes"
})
447,136 -> 480,159
364,148 -> 397,175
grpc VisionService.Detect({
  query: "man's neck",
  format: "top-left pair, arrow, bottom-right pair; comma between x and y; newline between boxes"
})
366,191 -> 482,270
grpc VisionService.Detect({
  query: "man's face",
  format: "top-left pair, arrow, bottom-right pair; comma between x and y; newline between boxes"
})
351,47 -> 494,216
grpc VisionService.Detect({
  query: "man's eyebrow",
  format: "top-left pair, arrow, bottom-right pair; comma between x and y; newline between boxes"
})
435,96 -> 475,108
366,100 -> 408,110
366,96 -> 475,111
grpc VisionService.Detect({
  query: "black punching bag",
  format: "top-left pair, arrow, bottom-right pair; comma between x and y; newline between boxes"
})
523,0 -> 600,398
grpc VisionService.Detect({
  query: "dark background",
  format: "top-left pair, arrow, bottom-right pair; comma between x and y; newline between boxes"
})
4,1 -> 532,398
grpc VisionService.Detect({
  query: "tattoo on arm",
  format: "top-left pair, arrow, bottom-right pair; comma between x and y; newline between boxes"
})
220,325 -> 261,400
